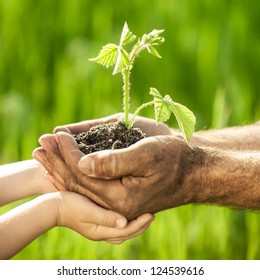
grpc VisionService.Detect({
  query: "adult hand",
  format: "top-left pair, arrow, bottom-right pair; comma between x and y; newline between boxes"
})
53,113 -> 172,137
33,132 -> 200,220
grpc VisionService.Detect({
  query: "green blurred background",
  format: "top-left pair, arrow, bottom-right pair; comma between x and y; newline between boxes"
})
0,0 -> 260,259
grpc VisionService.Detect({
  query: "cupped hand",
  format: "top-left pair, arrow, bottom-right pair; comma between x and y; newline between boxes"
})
54,113 -> 172,137
33,131 -> 199,220
57,191 -> 154,244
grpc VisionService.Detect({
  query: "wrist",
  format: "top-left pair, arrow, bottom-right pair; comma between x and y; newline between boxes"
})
55,191 -> 73,228
187,146 -> 210,204
179,145 -> 204,205
192,147 -> 233,204
0,160 -> 54,206
190,147 -> 260,208
164,138 -> 203,207
40,192 -> 60,228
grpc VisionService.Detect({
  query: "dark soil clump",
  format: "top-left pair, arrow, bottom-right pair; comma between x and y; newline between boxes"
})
73,121 -> 146,155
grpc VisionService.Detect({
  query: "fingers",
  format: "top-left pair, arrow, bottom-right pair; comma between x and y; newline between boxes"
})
61,192 -> 127,229
32,146 -> 66,191
95,213 -> 155,243
44,172 -> 67,192
32,147 -> 51,171
77,138 -> 149,179
61,191 -> 154,243
37,134 -> 84,192
134,116 -> 170,136
78,150 -> 129,179
41,133 -> 113,208
53,126 -> 71,134
54,121 -> 91,134
54,114 -> 123,135
106,214 -> 154,244
55,131 -> 122,188
37,134 -> 69,185
79,194 -> 128,229
54,132 -> 83,174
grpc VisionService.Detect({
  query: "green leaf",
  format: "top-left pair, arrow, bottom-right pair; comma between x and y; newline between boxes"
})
120,22 -> 136,46
113,48 -> 129,75
146,45 -> 162,58
130,29 -> 164,62
149,87 -> 172,122
149,87 -> 196,141
142,29 -> 165,46
89,43 -> 118,68
169,101 -> 196,142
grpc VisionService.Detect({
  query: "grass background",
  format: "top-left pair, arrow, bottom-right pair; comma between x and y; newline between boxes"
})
0,0 -> 260,259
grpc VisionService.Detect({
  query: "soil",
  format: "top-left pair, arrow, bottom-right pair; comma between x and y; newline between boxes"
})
73,121 -> 146,155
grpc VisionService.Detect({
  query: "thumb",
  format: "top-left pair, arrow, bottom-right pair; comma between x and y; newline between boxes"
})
78,147 -> 139,179
60,192 -> 128,230
79,195 -> 128,229
100,211 -> 128,229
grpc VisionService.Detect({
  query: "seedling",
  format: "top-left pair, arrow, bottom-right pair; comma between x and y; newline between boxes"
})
89,22 -> 196,141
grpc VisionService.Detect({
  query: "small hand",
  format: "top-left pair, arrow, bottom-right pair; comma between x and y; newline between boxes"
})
57,191 -> 154,244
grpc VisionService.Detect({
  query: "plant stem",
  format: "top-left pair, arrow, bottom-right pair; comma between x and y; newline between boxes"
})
123,45 -> 148,129
128,101 -> 154,128
122,67 -> 131,127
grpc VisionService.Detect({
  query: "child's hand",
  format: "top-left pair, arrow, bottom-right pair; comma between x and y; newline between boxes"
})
57,191 -> 154,243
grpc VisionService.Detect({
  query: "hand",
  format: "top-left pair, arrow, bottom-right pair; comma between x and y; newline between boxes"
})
57,191 -> 154,244
33,132 -> 199,220
32,113 -> 174,201
0,191 -> 154,259
53,113 -> 172,137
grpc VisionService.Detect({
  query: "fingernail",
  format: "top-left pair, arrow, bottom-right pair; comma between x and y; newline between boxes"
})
79,156 -> 95,177
54,133 -> 60,143
38,135 -> 49,148
116,218 -> 127,229
38,136 -> 44,146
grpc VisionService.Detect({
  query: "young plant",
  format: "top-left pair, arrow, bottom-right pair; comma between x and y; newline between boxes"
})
89,22 -> 196,141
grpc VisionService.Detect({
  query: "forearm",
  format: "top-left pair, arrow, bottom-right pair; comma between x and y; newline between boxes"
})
193,147 -> 260,209
0,193 -> 58,259
0,160 -> 55,206
189,122 -> 260,150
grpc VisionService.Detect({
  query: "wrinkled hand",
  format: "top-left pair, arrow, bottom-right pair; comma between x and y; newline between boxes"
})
33,128 -> 199,220
33,113 -> 172,198
57,191 -> 154,244
53,113 -> 172,136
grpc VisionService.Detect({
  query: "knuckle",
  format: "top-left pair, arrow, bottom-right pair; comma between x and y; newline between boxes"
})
67,179 -> 78,192
102,211 -> 116,227
96,152 -> 117,178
